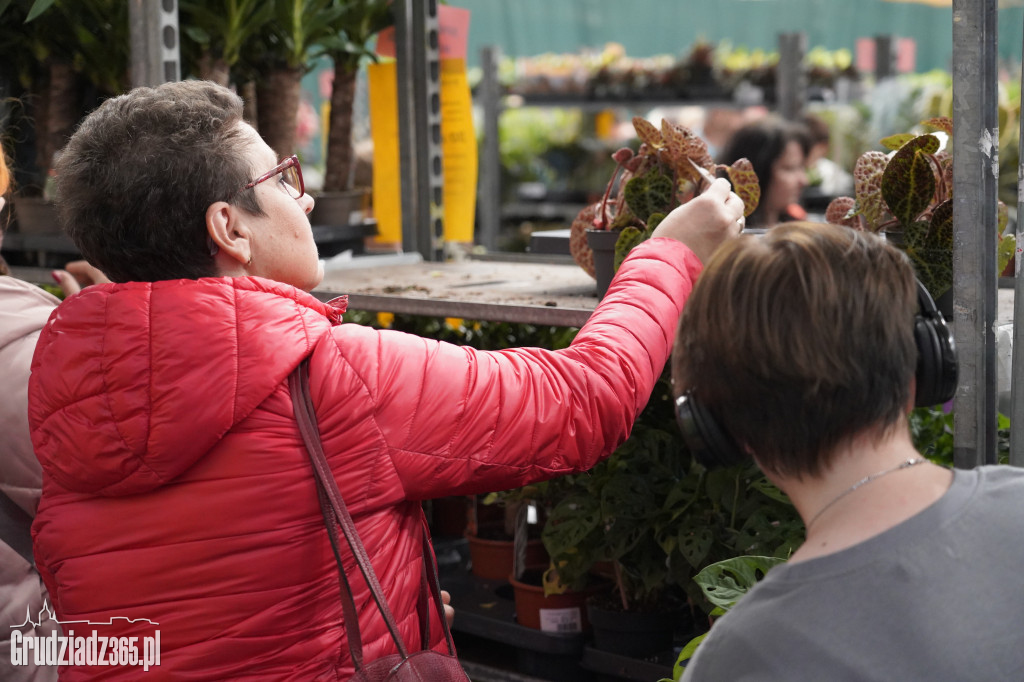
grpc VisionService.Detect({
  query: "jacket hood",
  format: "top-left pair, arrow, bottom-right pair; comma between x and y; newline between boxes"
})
0,276 -> 61,349
28,277 -> 346,496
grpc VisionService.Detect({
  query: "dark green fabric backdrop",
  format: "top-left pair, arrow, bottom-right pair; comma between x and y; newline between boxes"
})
454,0 -> 1024,74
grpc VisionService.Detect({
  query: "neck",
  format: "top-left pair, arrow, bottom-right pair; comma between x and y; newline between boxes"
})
767,427 -> 952,561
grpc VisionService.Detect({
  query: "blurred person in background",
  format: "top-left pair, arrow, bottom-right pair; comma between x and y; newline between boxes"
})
717,114 -> 809,229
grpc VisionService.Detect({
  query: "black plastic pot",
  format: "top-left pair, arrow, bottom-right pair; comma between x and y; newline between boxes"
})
586,597 -> 692,660
586,228 -> 622,299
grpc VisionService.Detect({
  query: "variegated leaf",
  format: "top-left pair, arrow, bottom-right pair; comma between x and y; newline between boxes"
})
614,225 -> 650,271
624,172 -> 675,224
632,116 -> 663,149
881,133 -> 916,151
881,134 -> 940,227
825,196 -> 860,228
929,199 -> 953,249
853,151 -> 889,231
725,159 -> 760,218
922,117 -> 953,135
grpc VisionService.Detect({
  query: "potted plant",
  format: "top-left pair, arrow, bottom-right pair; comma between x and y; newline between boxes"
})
540,376 -> 805,660
662,554 -> 787,680
824,116 -> 1015,311
568,116 -> 760,298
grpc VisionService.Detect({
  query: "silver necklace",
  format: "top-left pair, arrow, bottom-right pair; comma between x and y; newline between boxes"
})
805,457 -> 927,530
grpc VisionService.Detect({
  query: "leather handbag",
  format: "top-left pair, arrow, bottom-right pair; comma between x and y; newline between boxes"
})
288,360 -> 470,682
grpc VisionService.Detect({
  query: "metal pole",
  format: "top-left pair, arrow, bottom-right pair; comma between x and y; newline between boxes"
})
477,46 -> 502,252
129,0 -> 180,88
776,33 -> 806,121
1010,12 -> 1024,467
394,0 -> 418,255
395,0 -> 444,261
874,35 -> 897,82
411,0 -> 444,262
952,0 -> 999,468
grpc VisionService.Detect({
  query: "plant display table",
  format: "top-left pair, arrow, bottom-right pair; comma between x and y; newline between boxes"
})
315,257 -> 599,327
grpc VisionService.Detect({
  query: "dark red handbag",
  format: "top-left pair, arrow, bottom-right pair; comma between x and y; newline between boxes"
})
289,361 -> 470,682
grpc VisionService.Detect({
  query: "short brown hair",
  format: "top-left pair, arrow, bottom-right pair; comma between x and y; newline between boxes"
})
671,222 -> 917,478
55,80 -> 264,282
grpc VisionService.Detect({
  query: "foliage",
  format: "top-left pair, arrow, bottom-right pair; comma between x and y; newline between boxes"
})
910,405 -> 1011,467
314,0 -> 392,73
541,372 -> 803,611
824,116 -> 1014,301
179,0 -> 275,82
346,309 -> 802,612
661,555 -> 786,680
569,117 -> 760,276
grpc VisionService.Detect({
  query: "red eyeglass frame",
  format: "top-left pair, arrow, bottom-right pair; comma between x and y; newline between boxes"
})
242,154 -> 304,198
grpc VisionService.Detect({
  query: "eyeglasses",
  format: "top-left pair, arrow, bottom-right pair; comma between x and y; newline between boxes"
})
243,155 -> 304,199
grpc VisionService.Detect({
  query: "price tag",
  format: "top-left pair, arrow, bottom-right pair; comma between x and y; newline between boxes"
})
538,607 -> 583,633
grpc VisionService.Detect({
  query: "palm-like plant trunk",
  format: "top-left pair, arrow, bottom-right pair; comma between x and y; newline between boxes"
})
40,60 -> 79,189
197,53 -> 231,87
322,64 -> 358,192
255,67 -> 302,156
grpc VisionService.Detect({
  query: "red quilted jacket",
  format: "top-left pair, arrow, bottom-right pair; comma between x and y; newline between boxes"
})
27,238 -> 701,680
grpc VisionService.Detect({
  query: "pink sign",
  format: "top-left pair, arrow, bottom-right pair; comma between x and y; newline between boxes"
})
376,5 -> 470,60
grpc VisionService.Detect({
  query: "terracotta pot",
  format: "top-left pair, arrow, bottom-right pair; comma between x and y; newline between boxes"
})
509,567 -> 610,633
465,526 -> 548,581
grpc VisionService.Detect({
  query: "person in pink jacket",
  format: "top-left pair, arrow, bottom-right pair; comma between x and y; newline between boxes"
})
27,80 -> 744,680
0,152 -> 60,682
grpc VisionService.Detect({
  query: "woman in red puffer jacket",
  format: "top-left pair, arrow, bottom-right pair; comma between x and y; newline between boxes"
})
27,80 -> 744,680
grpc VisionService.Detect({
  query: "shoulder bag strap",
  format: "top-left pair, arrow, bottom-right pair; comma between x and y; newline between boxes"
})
0,488 -> 34,566
288,360 -> 410,663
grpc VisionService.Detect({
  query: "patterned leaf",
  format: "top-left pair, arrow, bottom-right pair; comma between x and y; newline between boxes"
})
881,134 -> 940,227
661,118 -> 713,179
725,159 -> 760,218
693,556 -> 787,611
541,494 -> 602,557
935,150 -> 953,199
825,196 -> 859,228
624,172 -> 674,223
614,226 -> 648,271
999,234 -> 1016,276
881,133 -> 916,151
632,116 -> 663,149
677,518 -> 714,569
852,151 -> 890,231
922,117 -> 953,135
930,199 -> 953,249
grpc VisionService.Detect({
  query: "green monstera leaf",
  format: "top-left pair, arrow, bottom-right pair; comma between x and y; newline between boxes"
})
882,134 -> 941,227
694,555 -> 787,611
624,172 -> 674,225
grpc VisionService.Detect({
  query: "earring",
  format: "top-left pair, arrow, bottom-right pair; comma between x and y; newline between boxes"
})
246,254 -> 253,267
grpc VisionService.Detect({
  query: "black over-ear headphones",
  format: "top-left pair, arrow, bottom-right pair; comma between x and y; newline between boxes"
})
674,280 -> 958,469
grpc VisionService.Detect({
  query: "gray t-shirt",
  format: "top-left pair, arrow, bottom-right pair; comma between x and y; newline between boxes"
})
681,465 -> 1024,681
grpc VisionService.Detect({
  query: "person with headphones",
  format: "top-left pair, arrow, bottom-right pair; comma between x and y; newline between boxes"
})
671,222 -> 1024,680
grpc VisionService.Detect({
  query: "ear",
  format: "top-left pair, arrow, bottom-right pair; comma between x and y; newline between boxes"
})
206,201 -> 253,275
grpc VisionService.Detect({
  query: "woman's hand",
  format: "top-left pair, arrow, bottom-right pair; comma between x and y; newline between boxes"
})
441,589 -> 454,628
52,260 -> 110,297
650,178 -> 745,264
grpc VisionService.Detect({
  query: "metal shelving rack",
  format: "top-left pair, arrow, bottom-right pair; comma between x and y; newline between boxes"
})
118,0 -> 1023,468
